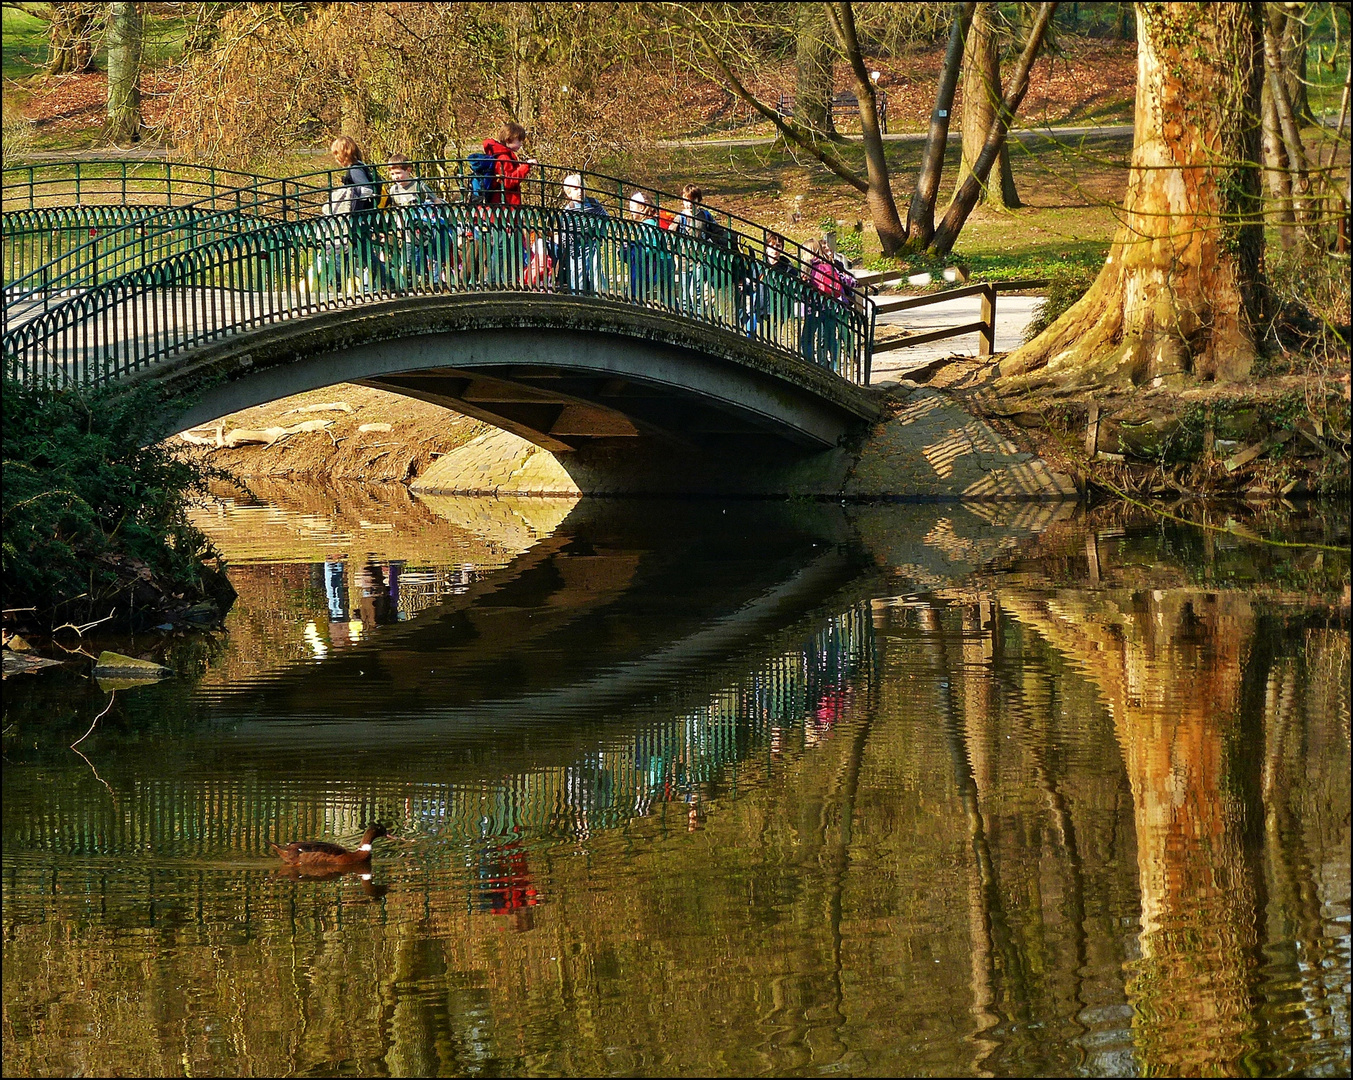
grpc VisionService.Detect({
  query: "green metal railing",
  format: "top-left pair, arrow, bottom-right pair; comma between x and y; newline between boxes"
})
5,210 -> 872,386
0,160 -> 291,212
2,171 -> 332,305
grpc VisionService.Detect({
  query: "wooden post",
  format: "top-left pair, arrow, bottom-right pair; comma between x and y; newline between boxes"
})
978,284 -> 995,356
1085,401 -> 1100,456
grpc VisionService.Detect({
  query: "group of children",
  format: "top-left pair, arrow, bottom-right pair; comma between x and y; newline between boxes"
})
319,123 -> 860,367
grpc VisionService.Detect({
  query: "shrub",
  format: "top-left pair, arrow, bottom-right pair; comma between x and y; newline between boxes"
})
2,377 -> 225,630
1022,263 -> 1100,343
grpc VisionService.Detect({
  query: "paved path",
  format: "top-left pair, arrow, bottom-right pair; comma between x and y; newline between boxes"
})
659,124 -> 1133,150
869,293 -> 1044,385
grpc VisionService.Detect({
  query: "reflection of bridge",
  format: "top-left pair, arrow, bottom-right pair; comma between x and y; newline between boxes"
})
3,161 -> 882,476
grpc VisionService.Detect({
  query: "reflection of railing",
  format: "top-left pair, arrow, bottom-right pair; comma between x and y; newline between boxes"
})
3,604 -> 874,857
5,202 -> 872,387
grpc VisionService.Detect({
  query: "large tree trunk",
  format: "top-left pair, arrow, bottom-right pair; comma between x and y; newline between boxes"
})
796,5 -> 839,141
47,2 -> 98,76
956,3 -> 1020,209
105,1 -> 143,146
905,2 -> 976,249
929,2 -> 1054,258
1000,3 -> 1264,388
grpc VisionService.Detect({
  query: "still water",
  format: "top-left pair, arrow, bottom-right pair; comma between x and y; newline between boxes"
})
3,482 -> 1349,1077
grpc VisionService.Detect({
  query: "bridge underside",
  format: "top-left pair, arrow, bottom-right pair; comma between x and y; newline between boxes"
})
154,296 -> 881,494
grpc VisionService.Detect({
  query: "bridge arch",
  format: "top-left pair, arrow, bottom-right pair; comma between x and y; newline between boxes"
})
160,293 -> 880,454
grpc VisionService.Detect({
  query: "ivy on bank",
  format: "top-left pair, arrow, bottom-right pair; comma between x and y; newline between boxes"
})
2,376 -> 225,631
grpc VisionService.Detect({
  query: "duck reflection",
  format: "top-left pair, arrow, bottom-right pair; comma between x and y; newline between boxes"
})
273,863 -> 389,899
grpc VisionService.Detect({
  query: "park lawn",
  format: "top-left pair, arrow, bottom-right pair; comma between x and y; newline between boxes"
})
616,129 -> 1129,279
2,6 -> 46,81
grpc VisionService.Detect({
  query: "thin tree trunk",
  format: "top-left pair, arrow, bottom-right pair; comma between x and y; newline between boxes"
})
825,2 -> 907,254
1264,13 -> 1313,234
905,2 -> 976,248
1261,79 -> 1296,248
105,1 -> 143,146
796,5 -> 839,141
1279,3 -> 1312,123
929,2 -> 1055,258
956,3 -> 1021,209
1001,2 -> 1264,388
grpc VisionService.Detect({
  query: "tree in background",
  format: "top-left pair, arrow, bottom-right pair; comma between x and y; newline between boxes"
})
1001,3 -> 1265,388
795,3 -> 840,141
954,1 -> 1020,210
3,1 -> 103,75
927,2 -> 1055,256
166,2 -> 653,167
104,0 -> 142,145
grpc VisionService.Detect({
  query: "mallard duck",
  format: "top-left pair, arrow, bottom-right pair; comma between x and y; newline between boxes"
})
270,823 -> 388,869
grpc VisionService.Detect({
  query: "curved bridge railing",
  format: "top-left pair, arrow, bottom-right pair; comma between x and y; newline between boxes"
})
2,165 -> 327,303
4,195 -> 874,388
2,158 -> 863,319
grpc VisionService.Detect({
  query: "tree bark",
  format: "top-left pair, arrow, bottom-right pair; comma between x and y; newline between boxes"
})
1001,3 -> 1265,388
47,2 -> 98,75
956,2 -> 1020,210
796,5 -> 839,141
1260,78 -> 1296,248
1263,11 -> 1313,234
1278,3 -> 1312,123
929,2 -> 1055,258
105,1 -> 143,146
905,2 -> 976,249
825,1 -> 908,254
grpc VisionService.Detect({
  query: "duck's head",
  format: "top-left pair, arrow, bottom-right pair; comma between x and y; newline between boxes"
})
359,822 -> 389,850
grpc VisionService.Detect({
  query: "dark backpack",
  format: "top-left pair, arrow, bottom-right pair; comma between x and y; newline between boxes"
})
465,153 -> 497,205
701,209 -> 734,249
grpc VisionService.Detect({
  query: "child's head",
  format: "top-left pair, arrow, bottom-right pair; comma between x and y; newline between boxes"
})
563,173 -> 584,202
330,135 -> 360,167
681,183 -> 703,213
628,191 -> 649,217
499,121 -> 527,151
389,155 -> 413,182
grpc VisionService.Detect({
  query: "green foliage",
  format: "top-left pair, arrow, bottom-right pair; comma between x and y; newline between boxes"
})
1022,262 -> 1100,342
1,377 -> 221,629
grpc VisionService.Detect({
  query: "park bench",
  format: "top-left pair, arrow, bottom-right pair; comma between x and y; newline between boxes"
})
775,89 -> 889,134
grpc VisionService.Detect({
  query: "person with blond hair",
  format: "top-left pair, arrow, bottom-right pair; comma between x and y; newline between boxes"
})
318,135 -> 387,292
556,173 -> 608,295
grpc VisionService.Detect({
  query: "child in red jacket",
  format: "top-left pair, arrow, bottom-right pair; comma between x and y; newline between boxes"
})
481,121 -> 535,207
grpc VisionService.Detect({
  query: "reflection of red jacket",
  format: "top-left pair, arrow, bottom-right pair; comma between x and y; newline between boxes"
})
483,138 -> 529,206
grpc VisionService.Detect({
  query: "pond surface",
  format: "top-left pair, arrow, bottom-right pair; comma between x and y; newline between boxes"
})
3,483 -> 1350,1077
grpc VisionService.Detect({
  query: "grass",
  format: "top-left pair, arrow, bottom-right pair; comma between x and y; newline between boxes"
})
615,129 -> 1129,278
1,7 -> 47,82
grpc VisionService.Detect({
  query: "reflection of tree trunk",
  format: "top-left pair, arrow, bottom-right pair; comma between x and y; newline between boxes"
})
957,3 -> 1020,209
922,603 -> 1000,1073
998,589 -> 1261,1075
